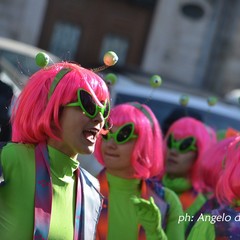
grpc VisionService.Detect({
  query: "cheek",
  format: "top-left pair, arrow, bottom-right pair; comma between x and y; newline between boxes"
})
122,143 -> 135,159
183,154 -> 196,169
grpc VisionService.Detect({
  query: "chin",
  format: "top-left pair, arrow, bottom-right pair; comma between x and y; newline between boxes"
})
83,145 -> 95,155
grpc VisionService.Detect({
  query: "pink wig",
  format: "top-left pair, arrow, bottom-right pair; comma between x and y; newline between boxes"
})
94,102 -> 164,179
199,137 -> 236,194
216,136 -> 240,205
164,117 -> 217,190
11,62 -> 109,143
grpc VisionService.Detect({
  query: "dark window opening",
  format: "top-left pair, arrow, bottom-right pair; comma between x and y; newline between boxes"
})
181,3 -> 205,20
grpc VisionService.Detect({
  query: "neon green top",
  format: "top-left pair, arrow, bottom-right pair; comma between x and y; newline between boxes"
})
162,175 -> 207,231
187,214 -> 215,240
107,173 -> 184,240
0,143 -> 79,240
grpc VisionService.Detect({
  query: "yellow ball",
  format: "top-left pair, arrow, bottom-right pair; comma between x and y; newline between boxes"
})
103,51 -> 118,66
207,96 -> 218,106
179,95 -> 189,106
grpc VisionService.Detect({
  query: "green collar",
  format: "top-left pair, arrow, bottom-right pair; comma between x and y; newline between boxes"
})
162,174 -> 192,194
48,145 -> 79,183
106,172 -> 141,193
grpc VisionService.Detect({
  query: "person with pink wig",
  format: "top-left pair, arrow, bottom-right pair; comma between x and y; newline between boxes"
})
0,61 -> 111,239
94,102 -> 184,240
188,136 -> 240,239
185,136 -> 236,238
161,117 -> 217,232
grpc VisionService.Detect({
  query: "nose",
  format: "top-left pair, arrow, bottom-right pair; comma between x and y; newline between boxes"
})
93,111 -> 105,124
103,136 -> 117,149
168,148 -> 179,156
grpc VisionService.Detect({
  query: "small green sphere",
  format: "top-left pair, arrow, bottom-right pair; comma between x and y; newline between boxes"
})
35,52 -> 49,68
207,96 -> 218,106
105,73 -> 117,86
103,51 -> 118,66
150,75 -> 162,88
179,94 -> 189,106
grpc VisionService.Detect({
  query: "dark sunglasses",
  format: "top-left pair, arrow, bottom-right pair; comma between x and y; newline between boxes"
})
167,133 -> 197,154
102,122 -> 138,144
66,88 -> 110,119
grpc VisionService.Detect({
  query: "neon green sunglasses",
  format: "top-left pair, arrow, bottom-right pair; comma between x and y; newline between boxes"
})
102,122 -> 138,144
66,88 -> 110,119
167,133 -> 197,154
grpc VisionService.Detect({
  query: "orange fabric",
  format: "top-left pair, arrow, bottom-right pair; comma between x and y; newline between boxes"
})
179,190 -> 197,211
225,127 -> 240,138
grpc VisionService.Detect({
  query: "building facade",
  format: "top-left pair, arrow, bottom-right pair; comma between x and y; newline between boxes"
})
1,0 -> 240,97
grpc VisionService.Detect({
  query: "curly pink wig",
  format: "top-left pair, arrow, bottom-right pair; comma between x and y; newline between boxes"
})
94,102 -> 164,179
164,117 -> 217,190
199,137 -> 236,194
216,136 -> 240,205
11,62 -> 109,143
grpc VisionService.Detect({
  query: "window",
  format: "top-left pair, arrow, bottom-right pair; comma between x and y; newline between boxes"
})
100,34 -> 129,67
181,3 -> 205,20
49,22 -> 81,60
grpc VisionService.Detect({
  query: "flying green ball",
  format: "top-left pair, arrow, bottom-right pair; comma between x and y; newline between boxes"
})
103,51 -> 118,66
150,75 -> 162,88
179,94 -> 189,106
35,52 -> 49,68
207,96 -> 218,106
105,73 -> 117,86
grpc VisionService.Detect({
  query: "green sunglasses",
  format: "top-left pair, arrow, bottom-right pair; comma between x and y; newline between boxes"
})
102,122 -> 138,144
65,88 -> 110,119
167,133 -> 197,154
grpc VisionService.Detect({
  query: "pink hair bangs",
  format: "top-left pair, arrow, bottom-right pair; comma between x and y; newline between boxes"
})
94,102 -> 164,179
164,117 -> 217,190
216,136 -> 240,205
11,62 -> 109,143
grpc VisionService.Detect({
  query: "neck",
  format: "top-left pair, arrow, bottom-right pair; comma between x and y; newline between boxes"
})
47,138 -> 77,158
106,168 -> 135,179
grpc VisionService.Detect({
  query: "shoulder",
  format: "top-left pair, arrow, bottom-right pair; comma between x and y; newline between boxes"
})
163,186 -> 184,214
187,214 -> 215,240
1,143 -> 35,177
1,143 -> 35,164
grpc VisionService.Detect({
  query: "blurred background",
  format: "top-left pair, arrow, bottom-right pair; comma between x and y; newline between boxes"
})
1,0 -> 240,97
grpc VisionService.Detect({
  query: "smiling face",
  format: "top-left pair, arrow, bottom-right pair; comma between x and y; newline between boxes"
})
101,125 -> 137,178
47,106 -> 105,158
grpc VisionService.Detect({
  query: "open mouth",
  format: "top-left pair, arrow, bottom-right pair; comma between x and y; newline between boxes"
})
83,129 -> 98,143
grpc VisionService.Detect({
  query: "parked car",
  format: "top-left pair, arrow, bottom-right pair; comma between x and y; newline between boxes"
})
109,73 -> 240,133
0,37 -> 60,97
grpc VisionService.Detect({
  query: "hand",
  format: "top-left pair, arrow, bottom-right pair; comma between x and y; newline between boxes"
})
131,196 -> 161,234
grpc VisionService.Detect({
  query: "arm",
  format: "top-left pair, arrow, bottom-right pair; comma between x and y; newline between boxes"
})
163,187 -> 185,240
187,214 -> 215,240
131,196 -> 167,240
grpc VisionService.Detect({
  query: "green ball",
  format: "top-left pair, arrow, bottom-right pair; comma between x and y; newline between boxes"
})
207,96 -> 218,106
35,52 -> 49,68
179,94 -> 189,106
150,75 -> 162,88
105,73 -> 117,86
